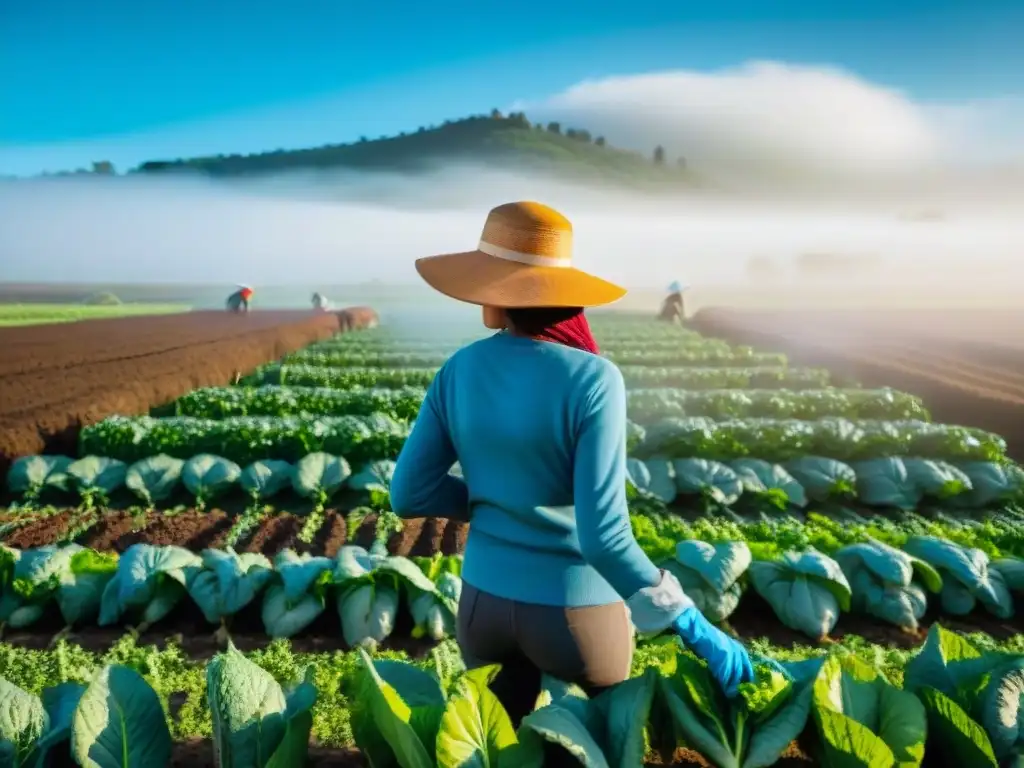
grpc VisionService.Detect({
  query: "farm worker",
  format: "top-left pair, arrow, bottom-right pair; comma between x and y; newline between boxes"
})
390,201 -> 752,727
311,292 -> 330,311
659,279 -> 687,323
225,285 -> 254,312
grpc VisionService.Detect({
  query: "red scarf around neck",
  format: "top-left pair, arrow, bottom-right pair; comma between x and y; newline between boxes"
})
506,308 -> 600,355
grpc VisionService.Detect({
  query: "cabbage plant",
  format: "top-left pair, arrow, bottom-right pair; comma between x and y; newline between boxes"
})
729,459 -> 808,511
782,457 -> 856,502
748,549 -> 851,640
187,548 -> 274,644
834,538 -> 942,631
5,455 -> 73,504
902,536 -> 1014,619
261,550 -> 333,639
810,654 -> 926,767
349,459 -> 396,507
334,541 -> 438,650
206,642 -> 317,767
673,459 -> 743,508
124,454 -> 184,506
662,540 -> 751,623
632,458 -> 677,503
98,543 -> 203,632
951,461 -> 1024,507
183,454 -> 242,509
0,544 -> 117,641
239,459 -> 294,502
66,456 -> 127,508
408,571 -> 462,641
293,452 -> 351,544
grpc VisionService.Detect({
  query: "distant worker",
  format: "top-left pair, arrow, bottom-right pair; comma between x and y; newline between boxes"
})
226,284 -> 254,313
658,279 -> 687,324
311,292 -> 331,311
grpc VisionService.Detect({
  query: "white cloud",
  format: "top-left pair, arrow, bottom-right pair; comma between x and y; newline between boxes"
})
521,61 -> 1024,193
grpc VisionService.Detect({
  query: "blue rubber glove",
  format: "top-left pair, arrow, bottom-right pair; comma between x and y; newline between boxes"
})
673,606 -> 754,697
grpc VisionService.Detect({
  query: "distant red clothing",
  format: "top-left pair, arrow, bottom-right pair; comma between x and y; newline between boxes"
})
240,288 -> 254,301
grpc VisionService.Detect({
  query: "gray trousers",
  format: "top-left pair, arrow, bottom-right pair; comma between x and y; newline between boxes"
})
457,584 -> 634,728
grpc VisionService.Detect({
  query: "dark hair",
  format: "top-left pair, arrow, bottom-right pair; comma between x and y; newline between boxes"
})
504,307 -> 584,335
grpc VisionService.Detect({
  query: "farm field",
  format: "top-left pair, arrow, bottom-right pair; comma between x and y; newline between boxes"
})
694,307 -> 1024,460
2,311 -> 1024,766
0,302 -> 191,326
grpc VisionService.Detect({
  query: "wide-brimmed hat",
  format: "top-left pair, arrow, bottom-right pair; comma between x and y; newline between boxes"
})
415,201 -> 626,308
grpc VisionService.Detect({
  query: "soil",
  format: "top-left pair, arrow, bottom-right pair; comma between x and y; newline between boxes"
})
692,307 -> 1024,459
0,308 -> 377,480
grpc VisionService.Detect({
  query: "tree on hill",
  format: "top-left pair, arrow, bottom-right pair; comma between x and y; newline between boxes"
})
92,161 -> 115,175
547,122 -> 562,135
653,146 -> 666,165
595,136 -> 606,147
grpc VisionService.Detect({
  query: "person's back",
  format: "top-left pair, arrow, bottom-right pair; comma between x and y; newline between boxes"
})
434,332 -> 632,607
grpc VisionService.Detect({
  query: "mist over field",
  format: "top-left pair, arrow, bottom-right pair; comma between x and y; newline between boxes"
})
1,62 -> 1022,302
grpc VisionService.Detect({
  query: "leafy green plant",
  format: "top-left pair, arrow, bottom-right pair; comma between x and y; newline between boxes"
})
748,549 -> 852,640
261,551 -> 334,639
187,548 -> 274,643
124,455 -> 184,506
98,544 -> 202,632
206,642 -> 317,767
661,540 -> 751,622
293,453 -> 350,544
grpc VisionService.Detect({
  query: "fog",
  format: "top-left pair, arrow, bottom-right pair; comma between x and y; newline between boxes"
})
1,61 -> 1022,303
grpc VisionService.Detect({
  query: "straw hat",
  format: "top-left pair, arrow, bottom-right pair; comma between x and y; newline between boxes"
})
415,201 -> 626,308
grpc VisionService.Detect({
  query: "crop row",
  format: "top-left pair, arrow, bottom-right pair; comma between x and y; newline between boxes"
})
245,363 -> 833,390
162,384 -> 930,422
68,413 -> 1006,465
4,622 -> 1022,768
4,506 -> 1024,644
7,447 -> 1023,529
284,346 -> 788,369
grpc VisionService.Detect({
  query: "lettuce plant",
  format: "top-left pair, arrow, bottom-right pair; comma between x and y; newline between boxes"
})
408,571 -> 462,641
730,459 -> 808,510
293,452 -> 350,544
673,459 -> 744,509
348,459 -> 396,508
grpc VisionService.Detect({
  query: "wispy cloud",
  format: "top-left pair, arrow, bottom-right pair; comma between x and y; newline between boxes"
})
519,61 -> 1024,196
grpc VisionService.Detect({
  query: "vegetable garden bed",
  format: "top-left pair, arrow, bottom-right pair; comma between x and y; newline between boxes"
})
3,313 -> 1024,767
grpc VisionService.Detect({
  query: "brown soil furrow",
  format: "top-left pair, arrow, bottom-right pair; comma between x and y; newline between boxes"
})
243,514 -> 301,555
1,510 -> 77,549
0,307 -> 378,480
78,511 -> 156,551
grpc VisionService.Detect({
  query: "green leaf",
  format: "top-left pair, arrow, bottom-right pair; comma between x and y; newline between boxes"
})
0,677 -> 47,768
353,650 -> 436,768
207,643 -> 290,767
67,456 -> 128,497
70,665 -> 172,768
437,666 -> 523,767
917,687 -> 997,767
293,453 -> 351,499
518,703 -> 608,768
124,455 -> 184,503
240,460 -> 294,500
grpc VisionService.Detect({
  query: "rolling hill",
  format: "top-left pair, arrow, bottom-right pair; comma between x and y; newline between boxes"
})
133,111 -> 694,188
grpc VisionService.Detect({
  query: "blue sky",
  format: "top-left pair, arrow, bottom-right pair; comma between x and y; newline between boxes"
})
2,0 -> 1022,176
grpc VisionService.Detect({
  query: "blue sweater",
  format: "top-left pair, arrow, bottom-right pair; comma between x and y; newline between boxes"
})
390,332 -> 662,608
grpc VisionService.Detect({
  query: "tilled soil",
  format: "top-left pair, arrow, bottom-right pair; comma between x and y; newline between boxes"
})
0,308 -> 378,479
692,307 -> 1024,458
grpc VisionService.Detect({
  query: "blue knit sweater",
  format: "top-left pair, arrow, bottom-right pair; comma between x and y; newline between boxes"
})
390,332 -> 662,608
